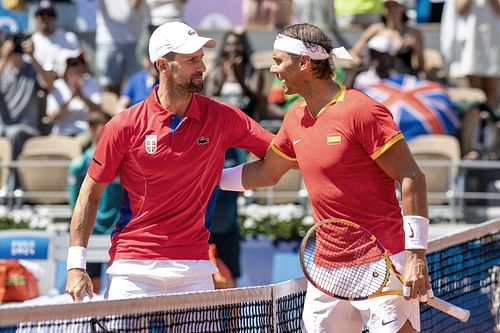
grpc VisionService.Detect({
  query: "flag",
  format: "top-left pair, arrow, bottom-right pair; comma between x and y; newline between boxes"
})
362,74 -> 460,141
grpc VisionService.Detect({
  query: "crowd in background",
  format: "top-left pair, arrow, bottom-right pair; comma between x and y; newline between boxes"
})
0,0 -> 499,290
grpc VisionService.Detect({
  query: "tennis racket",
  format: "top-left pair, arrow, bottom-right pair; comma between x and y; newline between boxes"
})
299,218 -> 470,322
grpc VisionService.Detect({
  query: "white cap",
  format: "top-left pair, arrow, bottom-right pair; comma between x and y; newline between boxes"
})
54,48 -> 83,77
367,35 -> 392,54
148,22 -> 216,63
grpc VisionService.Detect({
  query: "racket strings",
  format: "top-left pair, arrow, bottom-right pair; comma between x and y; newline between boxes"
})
303,222 -> 390,300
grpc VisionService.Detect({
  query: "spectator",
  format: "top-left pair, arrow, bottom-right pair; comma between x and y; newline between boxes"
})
242,0 -> 293,29
441,0 -> 500,111
206,148 -> 247,289
0,34 -> 54,190
334,0 -> 383,29
116,51 -> 159,112
31,1 -> 81,73
204,29 -> 263,120
350,0 -> 425,76
67,110 -> 122,294
45,49 -> 101,143
95,0 -> 147,95
352,34 -> 399,91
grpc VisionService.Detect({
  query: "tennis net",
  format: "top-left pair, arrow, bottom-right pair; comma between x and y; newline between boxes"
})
0,218 -> 498,332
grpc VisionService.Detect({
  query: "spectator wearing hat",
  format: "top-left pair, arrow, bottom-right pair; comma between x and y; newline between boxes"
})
67,110 -> 122,294
45,49 -> 101,144
352,34 -> 399,91
31,1 -> 81,73
350,0 -> 425,76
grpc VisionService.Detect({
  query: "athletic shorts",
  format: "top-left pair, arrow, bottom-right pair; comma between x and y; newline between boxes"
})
301,251 -> 420,333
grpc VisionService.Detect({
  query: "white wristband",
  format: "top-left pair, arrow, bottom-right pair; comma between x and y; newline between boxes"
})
219,164 -> 245,192
67,246 -> 87,270
403,215 -> 429,250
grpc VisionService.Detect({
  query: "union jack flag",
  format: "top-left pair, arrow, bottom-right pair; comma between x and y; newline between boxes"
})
362,74 -> 460,141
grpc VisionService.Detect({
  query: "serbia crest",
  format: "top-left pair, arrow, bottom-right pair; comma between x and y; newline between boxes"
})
145,134 -> 157,154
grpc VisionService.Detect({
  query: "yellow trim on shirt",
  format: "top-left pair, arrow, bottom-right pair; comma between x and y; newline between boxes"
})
370,133 -> 404,160
271,143 -> 297,161
316,84 -> 346,118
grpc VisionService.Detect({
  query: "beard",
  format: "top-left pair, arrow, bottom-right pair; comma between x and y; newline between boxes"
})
166,73 -> 204,95
187,78 -> 203,92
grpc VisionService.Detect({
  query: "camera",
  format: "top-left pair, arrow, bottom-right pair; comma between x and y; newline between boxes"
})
7,33 -> 30,54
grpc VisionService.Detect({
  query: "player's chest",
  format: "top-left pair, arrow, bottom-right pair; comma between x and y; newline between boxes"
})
130,121 -> 223,171
290,119 -> 355,169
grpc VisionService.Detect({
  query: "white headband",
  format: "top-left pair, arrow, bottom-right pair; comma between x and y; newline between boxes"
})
273,34 -> 352,60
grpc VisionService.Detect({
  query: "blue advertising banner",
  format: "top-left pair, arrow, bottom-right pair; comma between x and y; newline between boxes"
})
0,4 -> 27,33
0,235 -> 49,259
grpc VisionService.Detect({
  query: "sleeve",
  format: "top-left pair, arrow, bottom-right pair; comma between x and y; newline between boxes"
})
45,81 -> 66,116
88,115 -> 130,183
354,99 -> 403,160
270,106 -> 297,161
223,104 -> 274,159
121,74 -> 135,100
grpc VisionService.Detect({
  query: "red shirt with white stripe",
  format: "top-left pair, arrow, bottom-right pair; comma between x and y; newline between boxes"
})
272,86 -> 405,255
89,87 -> 273,263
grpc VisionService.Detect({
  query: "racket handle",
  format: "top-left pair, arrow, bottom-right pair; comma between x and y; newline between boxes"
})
426,296 -> 470,322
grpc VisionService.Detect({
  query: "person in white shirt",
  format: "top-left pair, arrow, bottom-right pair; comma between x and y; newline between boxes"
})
31,1 -> 81,73
45,49 -> 102,140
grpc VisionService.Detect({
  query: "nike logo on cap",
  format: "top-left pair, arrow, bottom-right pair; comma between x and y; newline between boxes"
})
188,30 -> 196,36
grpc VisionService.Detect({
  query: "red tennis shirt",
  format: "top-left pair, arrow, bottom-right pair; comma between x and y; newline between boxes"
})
89,87 -> 273,262
272,86 -> 405,255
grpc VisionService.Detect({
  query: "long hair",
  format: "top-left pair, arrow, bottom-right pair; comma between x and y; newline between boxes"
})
278,23 -> 335,79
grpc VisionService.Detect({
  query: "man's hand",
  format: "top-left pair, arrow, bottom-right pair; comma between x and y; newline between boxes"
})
403,249 -> 432,302
66,268 -> 94,302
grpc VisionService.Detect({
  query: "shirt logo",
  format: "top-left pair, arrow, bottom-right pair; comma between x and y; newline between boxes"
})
145,134 -> 158,154
293,139 -> 302,145
197,137 -> 210,145
327,134 -> 341,145
188,29 -> 196,36
381,318 -> 397,326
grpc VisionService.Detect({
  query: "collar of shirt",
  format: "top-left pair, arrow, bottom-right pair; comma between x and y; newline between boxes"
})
148,85 -> 202,122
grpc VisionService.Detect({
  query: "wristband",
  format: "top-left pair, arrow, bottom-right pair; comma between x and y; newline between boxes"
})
403,215 -> 429,250
219,164 -> 245,191
67,246 -> 87,270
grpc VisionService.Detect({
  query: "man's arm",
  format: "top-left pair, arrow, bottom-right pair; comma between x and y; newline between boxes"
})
374,139 -> 431,300
66,174 -> 107,302
220,147 -> 296,191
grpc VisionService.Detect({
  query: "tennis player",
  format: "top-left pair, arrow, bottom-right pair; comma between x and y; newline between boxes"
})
65,22 -> 273,301
220,23 -> 432,333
